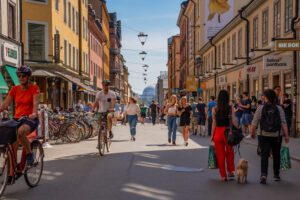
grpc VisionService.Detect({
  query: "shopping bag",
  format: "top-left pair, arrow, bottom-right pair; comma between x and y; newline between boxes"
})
280,144 -> 291,171
208,144 -> 218,169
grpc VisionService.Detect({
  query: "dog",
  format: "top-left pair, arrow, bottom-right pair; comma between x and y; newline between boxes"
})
236,159 -> 248,184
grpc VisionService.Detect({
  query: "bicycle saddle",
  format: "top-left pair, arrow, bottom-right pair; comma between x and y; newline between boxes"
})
0,119 -> 20,128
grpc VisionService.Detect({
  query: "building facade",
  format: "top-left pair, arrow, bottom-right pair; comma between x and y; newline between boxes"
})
0,0 -> 22,104
167,35 -> 180,94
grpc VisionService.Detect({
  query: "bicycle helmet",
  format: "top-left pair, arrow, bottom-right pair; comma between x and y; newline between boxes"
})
102,80 -> 111,86
16,65 -> 32,76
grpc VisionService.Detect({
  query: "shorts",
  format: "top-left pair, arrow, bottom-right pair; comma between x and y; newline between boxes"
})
190,117 -> 198,127
241,113 -> 253,126
235,116 -> 242,126
141,113 -> 146,118
198,115 -> 206,126
180,116 -> 190,126
19,118 -> 39,133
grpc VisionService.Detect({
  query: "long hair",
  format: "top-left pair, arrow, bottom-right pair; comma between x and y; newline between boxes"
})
216,90 -> 230,115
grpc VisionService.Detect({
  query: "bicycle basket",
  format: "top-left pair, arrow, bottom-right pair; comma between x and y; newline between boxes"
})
0,126 -> 17,144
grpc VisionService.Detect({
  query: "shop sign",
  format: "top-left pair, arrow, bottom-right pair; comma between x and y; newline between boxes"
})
275,40 -> 300,51
3,42 -> 18,65
186,76 -> 197,92
218,75 -> 227,85
244,65 -> 259,76
263,55 -> 292,70
54,33 -> 60,63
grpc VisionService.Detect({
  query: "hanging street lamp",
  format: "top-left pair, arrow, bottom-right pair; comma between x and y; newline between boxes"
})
139,51 -> 147,61
138,32 -> 148,46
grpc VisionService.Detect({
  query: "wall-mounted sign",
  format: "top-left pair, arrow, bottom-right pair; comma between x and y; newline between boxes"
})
218,75 -> 227,85
54,33 -> 60,63
186,76 -> 197,92
263,55 -> 292,70
3,42 -> 18,65
275,40 -> 300,51
244,65 -> 259,76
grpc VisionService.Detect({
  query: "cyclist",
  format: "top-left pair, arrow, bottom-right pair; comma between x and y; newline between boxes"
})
91,80 -> 116,139
0,65 -> 39,167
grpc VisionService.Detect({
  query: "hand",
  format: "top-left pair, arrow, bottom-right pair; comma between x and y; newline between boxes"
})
284,136 -> 289,144
29,113 -> 37,119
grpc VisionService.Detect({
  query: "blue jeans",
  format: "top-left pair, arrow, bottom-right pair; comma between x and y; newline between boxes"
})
167,116 -> 177,142
127,115 -> 138,136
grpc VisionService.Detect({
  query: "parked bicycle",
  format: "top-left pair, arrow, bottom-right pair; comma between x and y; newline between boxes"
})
0,116 -> 44,197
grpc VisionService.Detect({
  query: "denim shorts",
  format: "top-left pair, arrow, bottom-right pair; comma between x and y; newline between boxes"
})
241,113 -> 253,126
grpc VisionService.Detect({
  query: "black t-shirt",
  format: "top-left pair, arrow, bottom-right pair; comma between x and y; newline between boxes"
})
196,103 -> 206,117
150,104 -> 157,115
234,104 -> 243,118
242,99 -> 252,114
283,99 -> 292,117
178,105 -> 192,119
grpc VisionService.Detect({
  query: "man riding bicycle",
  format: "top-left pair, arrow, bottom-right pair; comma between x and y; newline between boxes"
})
91,80 -> 116,139
0,65 -> 39,167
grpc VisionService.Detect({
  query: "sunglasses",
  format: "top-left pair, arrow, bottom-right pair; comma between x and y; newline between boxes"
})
17,74 -> 28,78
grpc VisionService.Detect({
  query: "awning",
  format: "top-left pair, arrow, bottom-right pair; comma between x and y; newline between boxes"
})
0,73 -> 9,94
32,70 -> 56,77
5,66 -> 20,85
54,72 -> 96,94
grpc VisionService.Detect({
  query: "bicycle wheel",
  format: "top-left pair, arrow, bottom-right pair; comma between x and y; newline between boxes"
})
65,123 -> 82,143
0,148 -> 9,197
98,131 -> 105,156
24,141 -> 44,188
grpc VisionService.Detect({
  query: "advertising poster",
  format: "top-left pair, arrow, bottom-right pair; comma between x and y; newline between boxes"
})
205,0 -> 234,42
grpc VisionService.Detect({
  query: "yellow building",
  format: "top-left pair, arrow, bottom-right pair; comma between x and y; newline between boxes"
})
101,2 -> 110,80
198,0 -> 299,134
167,35 -> 180,94
22,0 -> 92,108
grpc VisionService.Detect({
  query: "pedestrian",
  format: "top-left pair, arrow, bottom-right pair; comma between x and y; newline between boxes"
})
164,95 -> 178,145
76,99 -> 84,111
178,96 -> 192,146
140,102 -> 147,125
282,93 -> 292,136
273,86 -> 282,105
84,102 -> 92,112
207,96 -> 217,136
196,97 -> 207,137
250,89 -> 289,184
211,90 -> 237,182
149,100 -> 158,125
251,96 -> 258,115
124,97 -> 140,141
233,95 -> 243,127
190,98 -> 198,135
240,92 -> 252,136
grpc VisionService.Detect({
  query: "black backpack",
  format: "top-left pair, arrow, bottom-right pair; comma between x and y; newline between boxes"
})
260,104 -> 281,133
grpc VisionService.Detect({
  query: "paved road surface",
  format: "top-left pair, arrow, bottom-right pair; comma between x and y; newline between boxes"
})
3,123 -> 300,200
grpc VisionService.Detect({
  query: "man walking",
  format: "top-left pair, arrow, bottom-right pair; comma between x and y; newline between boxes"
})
150,100 -> 158,125
207,96 -> 216,136
190,98 -> 198,135
240,92 -> 252,136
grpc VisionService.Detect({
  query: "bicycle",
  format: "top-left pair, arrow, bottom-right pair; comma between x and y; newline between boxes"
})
96,113 -> 112,156
0,117 -> 44,196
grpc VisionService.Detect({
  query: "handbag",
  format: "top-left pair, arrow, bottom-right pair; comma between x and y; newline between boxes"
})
208,144 -> 218,169
225,108 -> 244,146
280,143 -> 291,170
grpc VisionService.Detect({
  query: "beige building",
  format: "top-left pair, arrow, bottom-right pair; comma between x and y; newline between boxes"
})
198,0 -> 299,135
167,35 -> 180,94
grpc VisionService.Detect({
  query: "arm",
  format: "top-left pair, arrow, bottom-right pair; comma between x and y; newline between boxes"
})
91,100 -> 99,113
211,108 -> 216,141
279,107 -> 289,143
29,94 -> 39,119
250,107 -> 262,138
239,103 -> 250,109
231,106 -> 238,128
0,95 -> 13,112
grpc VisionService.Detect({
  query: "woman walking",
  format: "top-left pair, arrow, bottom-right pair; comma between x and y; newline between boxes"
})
178,96 -> 192,146
124,97 -> 140,141
164,95 -> 178,145
211,90 -> 237,181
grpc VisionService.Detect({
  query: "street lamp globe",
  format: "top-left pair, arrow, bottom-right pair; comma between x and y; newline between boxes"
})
269,41 -> 275,49
138,32 -> 148,46
249,51 -> 255,59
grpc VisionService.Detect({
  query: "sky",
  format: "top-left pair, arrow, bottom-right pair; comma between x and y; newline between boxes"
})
106,0 -> 183,94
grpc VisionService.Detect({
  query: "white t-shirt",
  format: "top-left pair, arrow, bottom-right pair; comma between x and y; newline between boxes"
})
125,103 -> 140,115
95,90 -> 116,113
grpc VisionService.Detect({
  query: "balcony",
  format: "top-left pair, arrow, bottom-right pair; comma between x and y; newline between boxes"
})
110,48 -> 120,55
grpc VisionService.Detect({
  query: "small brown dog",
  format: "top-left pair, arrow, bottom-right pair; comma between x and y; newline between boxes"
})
236,159 -> 248,184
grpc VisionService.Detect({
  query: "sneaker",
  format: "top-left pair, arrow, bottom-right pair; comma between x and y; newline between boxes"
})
43,142 -> 53,149
168,138 -> 171,143
273,175 -> 281,181
133,137 -> 136,141
6,176 -> 14,185
172,141 -> 176,146
185,142 -> 189,146
109,131 -> 114,139
26,153 -> 35,166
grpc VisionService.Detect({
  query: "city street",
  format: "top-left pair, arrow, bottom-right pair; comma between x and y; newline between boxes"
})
3,123 -> 300,200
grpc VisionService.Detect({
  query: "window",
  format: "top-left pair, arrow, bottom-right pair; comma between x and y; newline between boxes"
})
76,11 -> 79,35
73,47 -> 75,68
28,23 -> 46,61
86,20 -> 88,41
63,0 -> 66,23
274,0 -> 281,37
227,38 -> 231,63
69,43 -> 71,67
217,45 -> 221,68
82,17 -> 85,39
68,2 -> 71,27
55,0 -> 59,11
284,73 -> 292,94
222,42 -> 225,64
238,29 -> 242,57
30,0 -> 47,2
64,40 -> 67,65
262,9 -> 269,45
76,49 -> 79,70
72,7 -> 75,31
83,53 -> 86,72
8,3 -> 16,39
253,16 -> 258,48
232,33 -> 236,60
285,0 -> 293,33
262,76 -> 269,91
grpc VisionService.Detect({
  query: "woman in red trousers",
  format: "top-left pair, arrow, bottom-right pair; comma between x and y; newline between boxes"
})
211,90 -> 238,181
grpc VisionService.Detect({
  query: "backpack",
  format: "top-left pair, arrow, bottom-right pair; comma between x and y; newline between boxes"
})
260,104 -> 281,133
